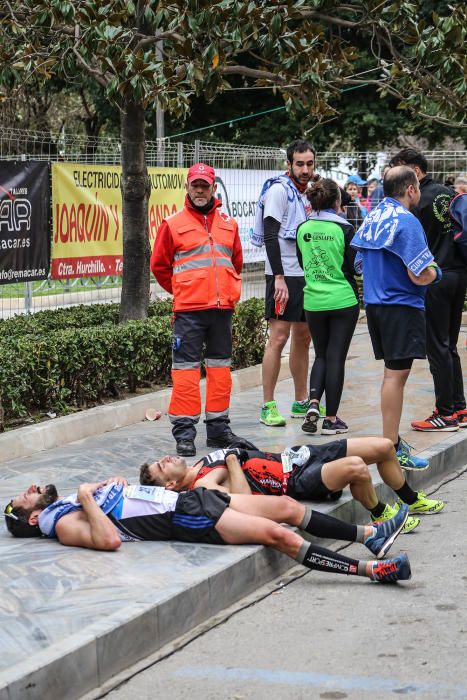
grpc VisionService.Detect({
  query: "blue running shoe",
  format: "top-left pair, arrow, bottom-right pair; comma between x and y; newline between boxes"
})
371,553 -> 412,583
396,437 -> 429,470
365,503 -> 409,559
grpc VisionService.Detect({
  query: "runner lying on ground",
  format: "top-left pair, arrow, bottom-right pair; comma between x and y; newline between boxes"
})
140,436 -> 444,533
4,478 -> 410,583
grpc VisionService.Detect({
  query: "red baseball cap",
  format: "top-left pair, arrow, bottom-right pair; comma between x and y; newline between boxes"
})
187,163 -> 215,185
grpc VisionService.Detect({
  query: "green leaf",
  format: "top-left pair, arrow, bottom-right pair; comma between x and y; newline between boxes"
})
271,13 -> 282,36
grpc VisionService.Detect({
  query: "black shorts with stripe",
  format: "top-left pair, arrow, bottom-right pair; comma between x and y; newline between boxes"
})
113,488 -> 231,545
172,489 -> 231,544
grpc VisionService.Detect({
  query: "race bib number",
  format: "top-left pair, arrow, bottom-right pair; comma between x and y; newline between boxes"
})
125,485 -> 167,503
281,452 -> 293,473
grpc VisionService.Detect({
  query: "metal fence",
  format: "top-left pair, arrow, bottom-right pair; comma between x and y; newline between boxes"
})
1,126 -> 466,318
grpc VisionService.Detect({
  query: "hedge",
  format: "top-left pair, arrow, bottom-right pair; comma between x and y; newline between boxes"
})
0,299 -> 173,337
0,298 -> 267,427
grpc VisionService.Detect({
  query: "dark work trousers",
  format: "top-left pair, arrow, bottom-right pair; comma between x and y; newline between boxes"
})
425,270 -> 467,415
169,310 -> 233,442
305,304 -> 359,416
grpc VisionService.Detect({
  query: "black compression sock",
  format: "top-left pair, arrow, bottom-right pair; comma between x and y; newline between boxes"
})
301,509 -> 358,542
370,502 -> 387,518
296,542 -> 365,576
395,480 -> 418,505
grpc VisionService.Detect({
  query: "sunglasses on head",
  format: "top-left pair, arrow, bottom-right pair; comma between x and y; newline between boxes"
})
3,501 -> 19,520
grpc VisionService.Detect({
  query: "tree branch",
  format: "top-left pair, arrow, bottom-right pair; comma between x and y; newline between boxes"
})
299,10 -> 364,29
221,65 -> 291,84
133,30 -> 184,53
73,25 -> 108,88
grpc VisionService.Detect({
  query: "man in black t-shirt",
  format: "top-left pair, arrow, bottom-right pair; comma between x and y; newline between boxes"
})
391,149 -> 467,432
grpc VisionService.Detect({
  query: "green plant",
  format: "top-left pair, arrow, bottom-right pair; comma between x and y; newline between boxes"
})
0,298 -> 266,422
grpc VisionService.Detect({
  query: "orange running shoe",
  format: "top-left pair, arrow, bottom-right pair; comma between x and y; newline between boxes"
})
411,409 -> 459,432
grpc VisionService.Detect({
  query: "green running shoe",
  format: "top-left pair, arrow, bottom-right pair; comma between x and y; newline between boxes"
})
371,503 -> 420,534
290,400 -> 310,418
260,401 -> 286,427
398,491 -> 445,515
291,400 -> 326,419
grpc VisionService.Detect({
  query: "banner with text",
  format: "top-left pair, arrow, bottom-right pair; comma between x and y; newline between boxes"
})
0,161 -> 50,284
51,163 -> 187,278
215,168 -> 281,264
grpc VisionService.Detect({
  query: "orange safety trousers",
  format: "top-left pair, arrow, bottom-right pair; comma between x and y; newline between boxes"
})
168,309 -> 233,441
168,365 -> 231,419
169,367 -> 202,419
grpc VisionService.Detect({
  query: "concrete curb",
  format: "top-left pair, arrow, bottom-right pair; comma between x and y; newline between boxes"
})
0,358 -> 292,465
1,428 -> 466,700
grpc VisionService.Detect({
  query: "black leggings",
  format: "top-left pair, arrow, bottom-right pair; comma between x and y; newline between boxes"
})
305,304 -> 359,416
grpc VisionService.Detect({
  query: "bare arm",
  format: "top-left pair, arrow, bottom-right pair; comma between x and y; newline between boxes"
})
224,453 -> 252,495
55,482 -> 121,550
407,265 -> 437,286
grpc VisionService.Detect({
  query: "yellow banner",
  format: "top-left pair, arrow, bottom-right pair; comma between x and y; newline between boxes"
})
51,163 -> 187,278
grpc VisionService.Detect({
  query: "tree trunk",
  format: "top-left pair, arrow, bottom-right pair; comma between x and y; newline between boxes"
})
119,100 -> 151,321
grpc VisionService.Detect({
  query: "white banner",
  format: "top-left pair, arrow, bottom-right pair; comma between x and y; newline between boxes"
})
215,168 -> 281,264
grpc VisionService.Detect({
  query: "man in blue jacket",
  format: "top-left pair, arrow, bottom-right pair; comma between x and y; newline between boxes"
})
351,166 -> 442,481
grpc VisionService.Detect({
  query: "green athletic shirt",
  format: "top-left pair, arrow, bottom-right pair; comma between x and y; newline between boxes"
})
296,210 -> 359,311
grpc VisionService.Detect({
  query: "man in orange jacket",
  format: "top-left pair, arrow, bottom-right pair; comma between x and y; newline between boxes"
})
151,163 -> 244,457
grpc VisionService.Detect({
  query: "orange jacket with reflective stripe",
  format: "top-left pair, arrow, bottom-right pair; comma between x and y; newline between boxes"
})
151,197 -> 243,312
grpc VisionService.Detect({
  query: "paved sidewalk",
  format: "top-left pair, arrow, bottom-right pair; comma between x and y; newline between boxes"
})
0,324 -> 465,700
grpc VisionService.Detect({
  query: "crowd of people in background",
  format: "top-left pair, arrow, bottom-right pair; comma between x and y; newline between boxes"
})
257,140 -> 467,459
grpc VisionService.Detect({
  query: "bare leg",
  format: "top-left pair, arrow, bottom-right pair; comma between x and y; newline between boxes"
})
214,508 -> 376,578
215,507 -> 304,554
289,321 -> 311,401
346,437 -> 405,491
229,493 -> 305,526
381,368 -> 411,444
262,320 -> 291,403
228,493 -> 374,539
321,456 -> 378,510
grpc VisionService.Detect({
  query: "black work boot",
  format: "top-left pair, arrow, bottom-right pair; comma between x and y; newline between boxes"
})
176,439 -> 196,456
206,431 -> 242,448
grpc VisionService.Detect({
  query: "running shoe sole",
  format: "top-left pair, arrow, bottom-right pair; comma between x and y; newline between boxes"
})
409,501 -> 445,515
301,422 -> 318,434
401,516 -> 421,533
372,505 -> 409,559
397,458 -> 429,471
260,418 -> 286,427
301,413 -> 319,433
321,427 -> 349,435
411,425 -> 459,432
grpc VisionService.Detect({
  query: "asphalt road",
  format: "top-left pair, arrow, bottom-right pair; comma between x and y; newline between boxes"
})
105,467 -> 467,700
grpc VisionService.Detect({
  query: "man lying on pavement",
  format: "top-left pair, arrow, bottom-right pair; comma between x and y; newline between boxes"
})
139,436 -> 444,535
4,476 -> 410,584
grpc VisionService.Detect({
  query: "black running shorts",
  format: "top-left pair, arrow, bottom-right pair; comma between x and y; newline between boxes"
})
366,304 -> 426,361
265,275 -> 306,322
172,488 -> 231,545
287,440 -> 347,500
